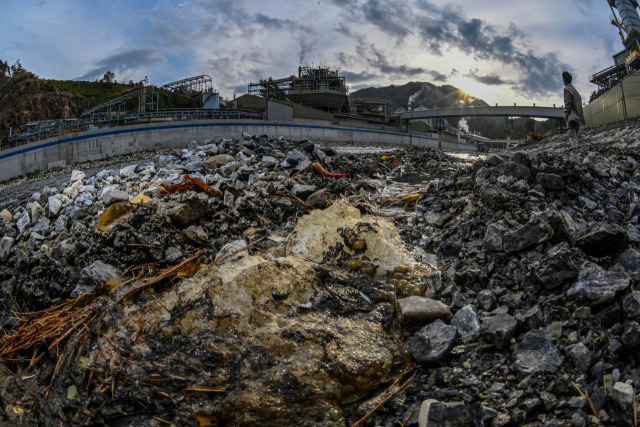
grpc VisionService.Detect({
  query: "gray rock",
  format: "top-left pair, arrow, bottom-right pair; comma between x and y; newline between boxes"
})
566,261 -> 630,306
398,296 -> 452,325
16,212 -> 30,235
477,290 -> 496,311
119,165 -> 138,179
616,248 -> 640,281
187,140 -> 200,150
26,201 -> 44,224
71,261 -> 122,298
165,247 -> 184,263
514,329 -> 564,374
483,223 -> 505,251
536,243 -> 578,289
577,222 -> 629,257
0,236 -> 15,263
184,161 -> 203,173
290,184 -> 317,199
577,196 -> 598,211
306,189 -> 330,209
101,188 -> 129,206
418,399 -> 472,427
623,292 -> 640,320
610,382 -> 634,411
210,154 -> 235,166
623,322 -> 640,348
181,225 -> 209,245
75,193 -> 93,207
537,173 -> 564,191
566,343 -> 591,372
47,196 -> 63,218
283,149 -> 308,167
261,155 -> 278,169
503,216 -> 554,253
166,194 -> 209,227
627,224 -> 640,243
70,170 -> 85,183
216,239 -> 248,262
481,313 -> 517,349
486,154 -> 505,166
452,305 -> 480,344
491,161 -> 530,181
408,319 -> 458,364
53,216 -> 67,232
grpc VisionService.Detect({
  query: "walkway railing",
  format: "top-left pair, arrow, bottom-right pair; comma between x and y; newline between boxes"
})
6,109 -> 264,148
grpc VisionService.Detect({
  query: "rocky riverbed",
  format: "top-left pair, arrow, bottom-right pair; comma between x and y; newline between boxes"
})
0,122 -> 639,426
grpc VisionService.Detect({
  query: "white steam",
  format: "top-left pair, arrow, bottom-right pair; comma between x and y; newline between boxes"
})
458,118 -> 470,133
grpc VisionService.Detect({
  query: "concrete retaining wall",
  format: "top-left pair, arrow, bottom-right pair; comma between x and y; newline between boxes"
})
0,118 -> 476,182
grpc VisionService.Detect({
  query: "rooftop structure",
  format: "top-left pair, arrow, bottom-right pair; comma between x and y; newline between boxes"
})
248,66 -> 349,112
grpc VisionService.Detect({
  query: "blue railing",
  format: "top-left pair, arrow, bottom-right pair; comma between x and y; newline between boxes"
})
6,109 -> 264,148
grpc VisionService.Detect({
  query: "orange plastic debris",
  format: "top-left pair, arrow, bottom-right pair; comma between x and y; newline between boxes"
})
161,175 -> 222,197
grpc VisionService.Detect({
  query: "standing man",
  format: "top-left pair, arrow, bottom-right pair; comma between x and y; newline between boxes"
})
562,71 -> 586,144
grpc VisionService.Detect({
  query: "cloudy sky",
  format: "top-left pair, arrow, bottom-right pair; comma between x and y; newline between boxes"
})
0,0 -> 625,106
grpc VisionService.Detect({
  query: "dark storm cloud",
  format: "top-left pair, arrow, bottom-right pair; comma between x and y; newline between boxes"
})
77,49 -> 166,80
341,70 -> 379,83
428,70 -> 447,82
361,0 -> 411,38
367,45 -> 426,75
466,70 -> 509,86
411,0 -> 569,97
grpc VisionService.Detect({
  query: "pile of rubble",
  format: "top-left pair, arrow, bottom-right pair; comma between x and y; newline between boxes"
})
0,121 -> 639,426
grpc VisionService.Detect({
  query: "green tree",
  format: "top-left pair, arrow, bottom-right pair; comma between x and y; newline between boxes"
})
101,71 -> 115,84
10,59 -> 25,75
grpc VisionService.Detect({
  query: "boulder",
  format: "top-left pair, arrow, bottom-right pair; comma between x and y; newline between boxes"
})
536,173 -> 564,191
101,188 -> 129,206
503,216 -> 553,253
566,261 -> 630,306
623,292 -> 640,320
408,319 -> 457,364
47,196 -> 63,218
71,261 -> 122,298
0,236 -> 15,263
481,313 -> 517,349
70,170 -> 85,183
290,184 -> 317,200
452,305 -> 480,344
514,329 -> 564,374
576,222 -> 629,257
1,209 -> 13,222
536,244 -> 578,289
398,296 -> 452,325
166,194 -> 209,227
483,223 -> 505,251
210,154 -> 235,166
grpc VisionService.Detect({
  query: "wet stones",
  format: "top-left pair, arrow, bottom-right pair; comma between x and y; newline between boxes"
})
514,329 -> 564,374
566,261 -> 630,306
408,319 -> 457,364
576,222 -> 629,257
502,216 -> 553,253
480,313 -> 517,349
397,296 -> 452,325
